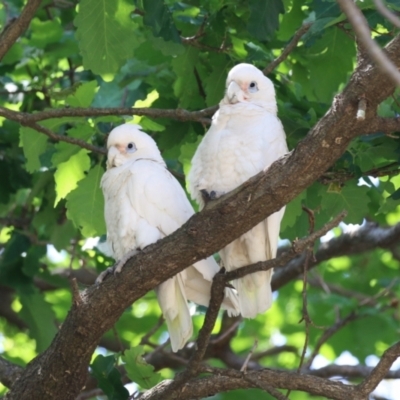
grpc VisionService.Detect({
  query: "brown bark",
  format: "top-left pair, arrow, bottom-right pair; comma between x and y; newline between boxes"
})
5,29 -> 400,400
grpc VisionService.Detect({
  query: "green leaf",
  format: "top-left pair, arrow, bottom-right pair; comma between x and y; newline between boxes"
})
204,54 -> 231,106
30,18 -> 63,48
122,346 -> 163,389
323,182 -> 370,224
51,125 -> 94,166
19,127 -> 48,173
65,81 -> 99,108
54,149 -> 90,206
143,0 -> 181,43
172,47 -> 204,109
18,287 -> 58,352
91,355 -> 129,400
306,28 -> 355,102
248,0 -> 285,41
66,164 -> 106,237
74,0 -> 142,80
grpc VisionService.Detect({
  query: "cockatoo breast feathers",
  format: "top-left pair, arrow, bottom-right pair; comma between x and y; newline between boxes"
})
106,124 -> 164,168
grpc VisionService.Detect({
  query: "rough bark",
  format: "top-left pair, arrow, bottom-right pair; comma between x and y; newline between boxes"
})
5,29 -> 400,400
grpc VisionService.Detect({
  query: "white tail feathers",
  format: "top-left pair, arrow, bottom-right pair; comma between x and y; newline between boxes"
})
156,275 -> 193,352
234,270 -> 273,319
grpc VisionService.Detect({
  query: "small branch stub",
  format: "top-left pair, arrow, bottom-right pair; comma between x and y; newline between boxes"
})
357,98 -> 367,120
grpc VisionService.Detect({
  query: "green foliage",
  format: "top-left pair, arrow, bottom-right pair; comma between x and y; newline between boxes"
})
1,0 -> 400,399
91,355 -> 129,400
122,346 -> 163,389
66,165 -> 106,237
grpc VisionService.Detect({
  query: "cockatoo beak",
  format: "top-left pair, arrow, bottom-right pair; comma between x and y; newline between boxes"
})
226,81 -> 248,104
106,146 -> 120,169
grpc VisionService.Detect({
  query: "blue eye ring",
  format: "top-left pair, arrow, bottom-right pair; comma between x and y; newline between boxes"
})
126,142 -> 137,153
249,81 -> 258,93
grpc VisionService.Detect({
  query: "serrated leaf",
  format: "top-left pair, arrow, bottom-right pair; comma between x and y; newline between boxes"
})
122,346 -> 163,389
204,54 -> 231,106
172,47 -> 204,109
18,287 -> 58,352
91,355 -> 129,400
143,0 -> 181,43
281,190 -> 307,232
54,149 -> 90,206
66,81 -> 99,108
323,183 -> 370,223
74,0 -> 142,80
19,127 -> 48,173
307,28 -> 355,102
51,125 -> 94,166
248,0 -> 285,41
66,165 -> 106,237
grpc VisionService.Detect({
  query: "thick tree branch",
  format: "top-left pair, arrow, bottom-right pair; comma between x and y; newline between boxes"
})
6,30 -> 400,400
0,0 -> 42,61
0,357 -> 23,389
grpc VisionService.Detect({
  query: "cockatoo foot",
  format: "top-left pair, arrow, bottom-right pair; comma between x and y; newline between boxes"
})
95,267 -> 114,284
200,189 -> 222,203
95,249 -> 138,284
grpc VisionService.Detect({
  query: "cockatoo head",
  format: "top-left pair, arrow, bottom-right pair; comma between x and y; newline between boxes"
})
106,124 -> 164,169
222,63 -> 277,113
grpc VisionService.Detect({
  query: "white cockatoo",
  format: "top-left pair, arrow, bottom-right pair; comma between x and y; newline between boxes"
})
188,63 -> 288,319
100,123 -> 240,352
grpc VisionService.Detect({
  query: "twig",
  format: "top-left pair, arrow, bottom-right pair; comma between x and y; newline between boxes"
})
240,340 -> 258,372
356,341 -> 400,396
337,0 -> 400,86
112,326 -> 125,355
251,345 -> 299,361
0,0 -> 42,61
0,105 -> 215,124
210,317 -> 241,346
263,23 -> 312,75
357,97 -> 367,120
374,0 -> 400,29
140,315 -> 165,346
303,311 -> 359,369
70,278 -> 82,307
149,272 -> 227,399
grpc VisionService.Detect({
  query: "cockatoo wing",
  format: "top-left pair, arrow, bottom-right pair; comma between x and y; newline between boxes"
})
188,103 -> 288,318
126,160 -> 240,323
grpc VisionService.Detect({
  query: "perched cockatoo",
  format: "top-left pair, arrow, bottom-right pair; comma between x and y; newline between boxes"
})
188,63 -> 288,319
99,124 -> 240,352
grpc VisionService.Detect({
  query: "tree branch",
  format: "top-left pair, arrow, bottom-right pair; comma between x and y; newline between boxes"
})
272,221 -> 400,290
0,357 -> 23,388
337,0 -> 400,86
0,0 -> 42,61
263,22 -> 312,75
6,30 -> 400,400
356,340 -> 400,396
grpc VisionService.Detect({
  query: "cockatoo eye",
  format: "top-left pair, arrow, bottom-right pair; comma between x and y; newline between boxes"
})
248,81 -> 258,93
126,142 -> 137,153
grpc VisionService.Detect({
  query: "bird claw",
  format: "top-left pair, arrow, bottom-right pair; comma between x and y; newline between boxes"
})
200,189 -> 221,204
95,267 -> 115,284
95,249 -> 139,284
